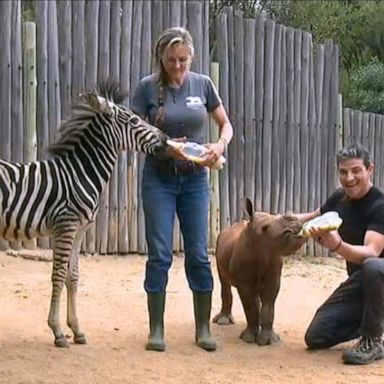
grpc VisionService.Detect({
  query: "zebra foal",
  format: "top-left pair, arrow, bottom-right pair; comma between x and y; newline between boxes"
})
0,81 -> 169,347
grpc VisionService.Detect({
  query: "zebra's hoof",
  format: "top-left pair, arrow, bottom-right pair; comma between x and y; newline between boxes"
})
55,336 -> 70,348
74,334 -> 87,344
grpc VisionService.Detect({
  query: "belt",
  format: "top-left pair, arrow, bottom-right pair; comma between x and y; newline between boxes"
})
156,160 -> 204,175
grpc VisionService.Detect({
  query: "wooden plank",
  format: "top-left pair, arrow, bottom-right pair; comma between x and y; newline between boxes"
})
307,34 -> 316,255
215,12 -> 230,230
254,14 -> 264,213
285,27 -> 295,213
313,42 -> 324,257
202,0 -> 210,75
262,19 -> 275,212
118,0 -> 133,255
270,24 -> 282,214
293,29 -> 302,213
127,0 -> 144,253
321,41 -> 333,257
343,108 -> 351,146
354,110 -> 362,145
277,25 -> 287,214
181,0 -> 187,27
95,0 -> 111,255
243,19 -> 256,207
169,0 -> 182,26
0,1 -> 12,251
313,44 -> 324,233
71,0 -> 85,98
368,113 -> 375,159
186,1 -> 203,74
35,0 -> 50,249
224,7 -> 237,223
162,0 -> 170,28
0,1 -> 12,162
300,31 -> 310,214
373,114 -> 381,186
326,43 -> 339,194
47,1 -> 61,144
57,0 -> 72,119
84,0 -> 99,254
11,1 -> 23,163
47,0 -> 61,251
349,109 -> 355,143
233,10 -> 244,219
138,0 -> 152,254
337,93 -> 343,154
107,0 -> 121,255
22,21 -> 37,250
9,1 -> 23,250
361,112 -> 369,149
151,1 -> 163,47
209,62 -> 220,250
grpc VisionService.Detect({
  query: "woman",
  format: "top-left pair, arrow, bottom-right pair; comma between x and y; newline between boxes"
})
131,27 -> 233,352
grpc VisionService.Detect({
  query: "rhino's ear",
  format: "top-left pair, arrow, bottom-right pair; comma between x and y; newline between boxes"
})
242,198 -> 254,220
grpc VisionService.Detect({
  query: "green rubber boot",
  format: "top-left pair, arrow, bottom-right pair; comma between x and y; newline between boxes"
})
146,293 -> 166,352
193,292 -> 217,351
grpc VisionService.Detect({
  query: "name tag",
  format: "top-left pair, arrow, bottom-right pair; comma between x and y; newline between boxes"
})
186,96 -> 203,109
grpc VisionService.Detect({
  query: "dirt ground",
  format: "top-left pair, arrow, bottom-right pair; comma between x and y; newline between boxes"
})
0,251 -> 383,384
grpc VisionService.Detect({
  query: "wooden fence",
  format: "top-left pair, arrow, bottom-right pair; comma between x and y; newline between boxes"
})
215,7 -> 341,256
0,0 -> 381,256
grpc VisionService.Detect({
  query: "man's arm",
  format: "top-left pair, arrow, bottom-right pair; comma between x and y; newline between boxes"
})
312,228 -> 384,264
335,230 -> 384,264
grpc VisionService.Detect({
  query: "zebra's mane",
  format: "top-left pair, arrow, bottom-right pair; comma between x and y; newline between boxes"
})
48,79 -> 128,156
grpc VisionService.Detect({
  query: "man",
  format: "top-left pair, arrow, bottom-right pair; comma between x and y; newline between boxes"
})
297,143 -> 384,365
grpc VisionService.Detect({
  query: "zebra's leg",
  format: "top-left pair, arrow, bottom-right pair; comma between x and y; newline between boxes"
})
48,229 -> 77,348
66,229 -> 87,344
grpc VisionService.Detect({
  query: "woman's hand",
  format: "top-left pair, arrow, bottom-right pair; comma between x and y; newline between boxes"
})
199,141 -> 225,167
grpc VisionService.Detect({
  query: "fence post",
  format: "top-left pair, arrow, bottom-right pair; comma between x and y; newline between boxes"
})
209,62 -> 220,251
0,1 -> 12,251
22,21 -> 37,250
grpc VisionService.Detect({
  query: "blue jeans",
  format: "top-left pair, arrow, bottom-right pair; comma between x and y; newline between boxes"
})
305,258 -> 384,349
141,159 -> 213,293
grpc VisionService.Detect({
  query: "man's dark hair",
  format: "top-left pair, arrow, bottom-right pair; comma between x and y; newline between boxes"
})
336,143 -> 371,168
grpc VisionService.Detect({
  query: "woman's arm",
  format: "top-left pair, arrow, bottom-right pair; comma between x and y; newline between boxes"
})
200,105 -> 233,167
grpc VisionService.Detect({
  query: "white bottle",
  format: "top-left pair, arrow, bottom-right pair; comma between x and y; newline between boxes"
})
167,140 -> 226,170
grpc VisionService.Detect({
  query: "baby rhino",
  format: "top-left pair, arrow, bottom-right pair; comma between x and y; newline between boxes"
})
213,198 -> 306,345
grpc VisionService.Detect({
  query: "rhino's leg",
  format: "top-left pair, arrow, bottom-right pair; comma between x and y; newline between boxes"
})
237,285 -> 260,343
212,270 -> 235,325
257,259 -> 283,346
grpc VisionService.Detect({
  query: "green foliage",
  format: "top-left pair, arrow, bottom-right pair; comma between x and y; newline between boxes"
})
346,59 -> 384,114
258,0 -> 384,72
212,0 -> 384,113
22,0 -> 35,22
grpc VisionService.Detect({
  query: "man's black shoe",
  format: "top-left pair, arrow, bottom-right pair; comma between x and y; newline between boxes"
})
342,336 -> 384,365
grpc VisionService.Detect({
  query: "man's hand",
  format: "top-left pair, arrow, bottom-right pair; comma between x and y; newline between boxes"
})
310,228 -> 342,252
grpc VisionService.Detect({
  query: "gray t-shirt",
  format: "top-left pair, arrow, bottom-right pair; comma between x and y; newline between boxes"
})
131,71 -> 221,144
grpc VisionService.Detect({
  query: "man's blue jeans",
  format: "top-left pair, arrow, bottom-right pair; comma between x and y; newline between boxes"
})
141,159 -> 213,293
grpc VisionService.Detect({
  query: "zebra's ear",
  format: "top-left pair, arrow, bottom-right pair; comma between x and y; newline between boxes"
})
85,92 -> 102,111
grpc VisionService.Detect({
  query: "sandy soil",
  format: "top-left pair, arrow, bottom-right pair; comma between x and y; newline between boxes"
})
0,250 -> 383,384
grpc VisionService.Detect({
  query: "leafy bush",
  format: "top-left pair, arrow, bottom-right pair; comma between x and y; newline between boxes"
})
346,58 -> 384,114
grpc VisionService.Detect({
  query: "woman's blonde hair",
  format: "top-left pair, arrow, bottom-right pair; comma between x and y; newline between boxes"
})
153,27 -> 194,128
